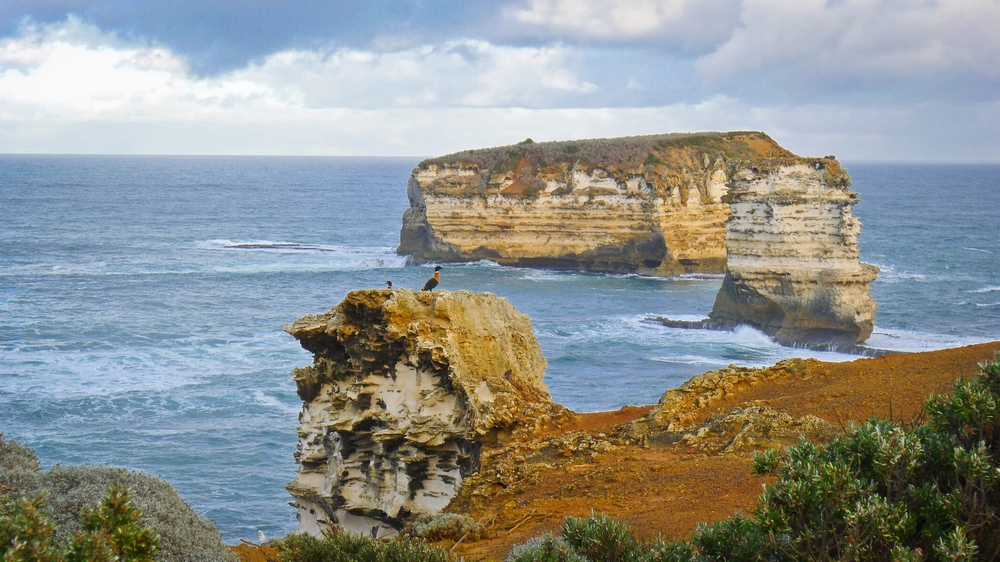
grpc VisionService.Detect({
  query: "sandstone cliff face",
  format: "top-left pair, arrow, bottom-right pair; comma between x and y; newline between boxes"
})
283,289 -> 566,537
707,159 -> 879,345
398,132 -> 792,275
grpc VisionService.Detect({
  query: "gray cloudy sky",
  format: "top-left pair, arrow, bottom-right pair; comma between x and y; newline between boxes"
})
1,0 -> 998,160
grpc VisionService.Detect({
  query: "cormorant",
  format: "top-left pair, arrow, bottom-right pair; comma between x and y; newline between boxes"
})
386,280 -> 392,289
422,266 -> 442,291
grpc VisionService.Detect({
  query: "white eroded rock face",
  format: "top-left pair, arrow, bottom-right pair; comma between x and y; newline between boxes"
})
398,133 -> 794,275
709,159 -> 879,345
284,289 -> 558,537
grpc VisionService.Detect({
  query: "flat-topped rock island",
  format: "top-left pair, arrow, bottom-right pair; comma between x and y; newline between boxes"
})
398,131 -> 878,347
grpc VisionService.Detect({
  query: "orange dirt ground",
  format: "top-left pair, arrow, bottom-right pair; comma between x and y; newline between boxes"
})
234,341 -> 1000,562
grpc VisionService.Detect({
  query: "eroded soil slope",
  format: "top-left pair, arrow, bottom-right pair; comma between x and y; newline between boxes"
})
446,341 -> 1000,561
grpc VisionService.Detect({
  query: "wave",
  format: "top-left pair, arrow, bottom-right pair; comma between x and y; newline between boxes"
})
203,239 -> 400,256
730,324 -> 776,346
970,286 -> 1000,294
253,390 -> 300,415
676,273 -> 727,280
647,354 -> 733,367
864,327 -> 992,352
975,302 -> 1000,308
201,239 -> 409,270
963,247 -> 993,253
660,314 -> 711,322
869,262 -> 927,283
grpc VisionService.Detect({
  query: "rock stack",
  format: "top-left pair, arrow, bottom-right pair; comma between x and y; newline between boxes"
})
284,289 -> 563,537
708,158 -> 879,345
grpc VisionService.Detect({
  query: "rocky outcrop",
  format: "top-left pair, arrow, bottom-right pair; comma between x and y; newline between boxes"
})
398,132 -> 793,275
283,289 -> 568,538
707,158 -> 879,345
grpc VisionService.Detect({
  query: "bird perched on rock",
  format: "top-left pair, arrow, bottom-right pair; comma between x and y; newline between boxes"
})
258,530 -> 267,544
422,266 -> 442,291
386,280 -> 392,289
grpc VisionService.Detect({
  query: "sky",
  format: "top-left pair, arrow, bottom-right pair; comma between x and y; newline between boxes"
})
0,0 -> 998,160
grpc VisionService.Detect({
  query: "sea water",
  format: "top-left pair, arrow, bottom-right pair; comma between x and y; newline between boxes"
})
1,156 -> 998,542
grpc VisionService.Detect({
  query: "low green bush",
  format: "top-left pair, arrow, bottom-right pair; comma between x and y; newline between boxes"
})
403,512 -> 484,542
1,485 -> 158,562
561,513 -> 645,562
276,528 -> 449,562
0,436 -> 237,562
506,533 -> 587,562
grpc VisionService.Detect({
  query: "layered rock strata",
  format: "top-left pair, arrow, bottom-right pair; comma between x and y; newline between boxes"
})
707,159 -> 879,345
284,289 -> 567,537
398,132 -> 793,275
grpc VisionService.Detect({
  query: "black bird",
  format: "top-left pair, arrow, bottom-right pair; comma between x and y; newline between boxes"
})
386,280 -> 392,289
422,266 -> 442,291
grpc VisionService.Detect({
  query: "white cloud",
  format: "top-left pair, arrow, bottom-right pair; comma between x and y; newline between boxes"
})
696,0 -> 1000,94
505,0 -> 743,52
0,18 -> 599,124
233,40 -> 597,109
0,18 -> 279,121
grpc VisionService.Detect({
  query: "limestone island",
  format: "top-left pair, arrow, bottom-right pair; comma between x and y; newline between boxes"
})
398,131 -> 879,348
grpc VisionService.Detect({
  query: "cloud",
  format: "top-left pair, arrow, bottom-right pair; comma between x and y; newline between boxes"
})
0,1 -> 513,74
0,13 -> 997,161
504,0 -> 743,53
0,17 -> 600,124
233,40 -> 597,109
695,0 -> 1000,99
505,0 -> 1000,102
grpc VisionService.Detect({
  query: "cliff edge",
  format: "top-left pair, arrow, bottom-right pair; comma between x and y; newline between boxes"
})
283,289 -> 570,538
398,132 -> 792,275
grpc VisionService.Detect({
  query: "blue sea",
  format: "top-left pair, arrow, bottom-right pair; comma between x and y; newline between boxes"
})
2,156 -> 998,542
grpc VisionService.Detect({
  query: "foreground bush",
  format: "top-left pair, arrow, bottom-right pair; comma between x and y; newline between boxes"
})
403,513 -> 485,542
0,485 -> 157,561
0,436 -> 237,562
509,355 -> 1000,562
506,513 -> 656,562
276,528 -> 449,562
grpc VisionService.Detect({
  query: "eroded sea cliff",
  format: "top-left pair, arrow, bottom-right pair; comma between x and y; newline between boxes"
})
398,132 -> 792,275
283,289 -> 570,537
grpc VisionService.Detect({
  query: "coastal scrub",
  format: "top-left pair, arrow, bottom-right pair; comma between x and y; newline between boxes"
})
507,355 -> 1000,561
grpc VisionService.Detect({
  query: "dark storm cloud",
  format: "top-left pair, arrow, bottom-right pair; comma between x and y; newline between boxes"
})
0,0 -> 507,73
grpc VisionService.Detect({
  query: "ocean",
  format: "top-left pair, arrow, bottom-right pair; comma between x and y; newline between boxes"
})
1,155 -> 998,542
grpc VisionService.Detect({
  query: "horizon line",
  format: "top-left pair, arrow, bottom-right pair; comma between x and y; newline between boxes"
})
2,153 -> 998,165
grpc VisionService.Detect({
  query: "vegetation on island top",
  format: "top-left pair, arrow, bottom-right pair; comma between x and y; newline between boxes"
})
418,132 -> 794,177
